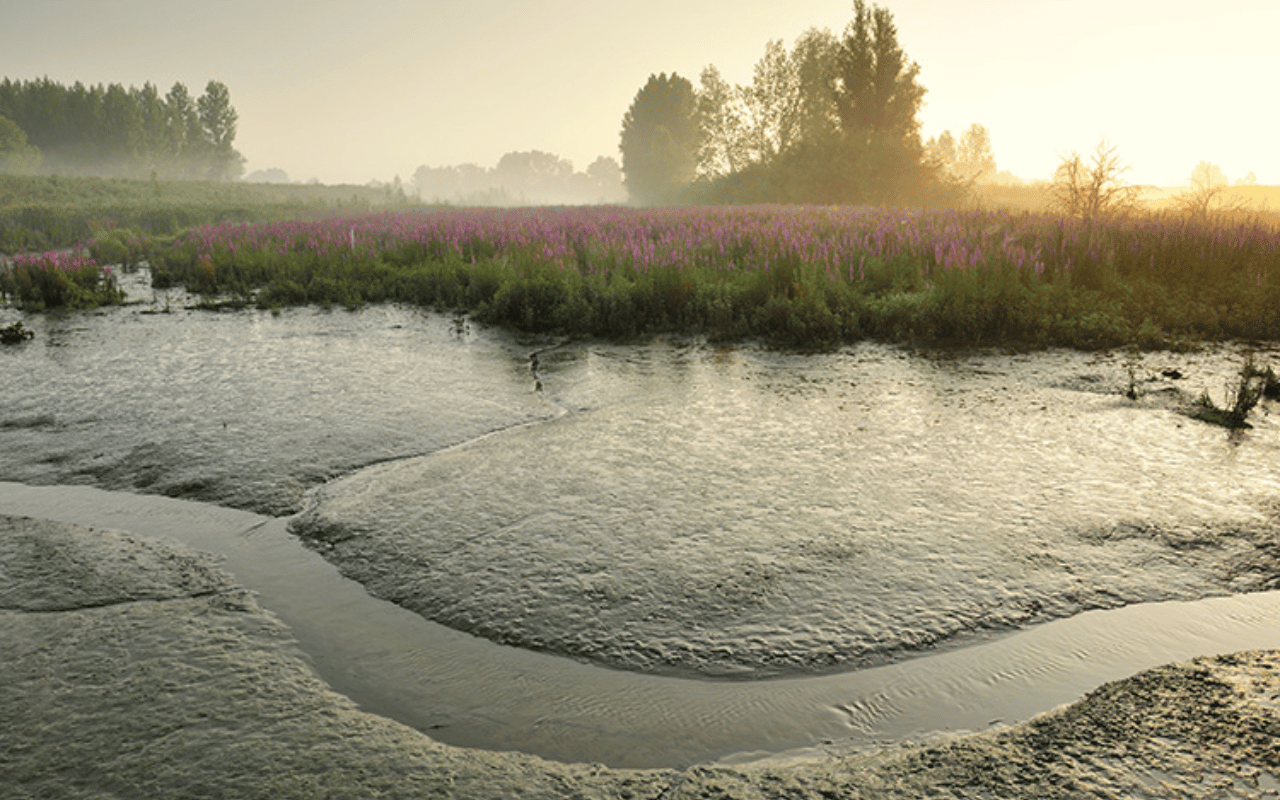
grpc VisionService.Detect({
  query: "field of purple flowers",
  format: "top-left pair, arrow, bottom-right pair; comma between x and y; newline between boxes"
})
5,204 -> 1278,348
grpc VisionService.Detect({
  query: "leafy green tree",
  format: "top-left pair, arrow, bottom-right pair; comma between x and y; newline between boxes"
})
0,114 -> 27,151
696,65 -> 747,179
0,76 -> 242,179
924,130 -> 957,172
197,80 -> 243,181
955,124 -> 996,183
0,113 -> 41,174
928,124 -> 997,184
619,72 -> 700,204
63,81 -> 103,167
823,0 -> 933,203
134,82 -> 167,172
686,2 -> 951,206
495,149 -> 574,200
16,78 -> 67,153
742,39 -> 801,164
99,82 -> 138,168
0,79 -> 16,124
834,0 -> 925,139
585,156 -> 625,202
789,27 -> 842,149
164,82 -> 205,176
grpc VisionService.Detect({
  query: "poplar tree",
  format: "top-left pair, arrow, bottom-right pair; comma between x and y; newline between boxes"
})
197,80 -> 243,181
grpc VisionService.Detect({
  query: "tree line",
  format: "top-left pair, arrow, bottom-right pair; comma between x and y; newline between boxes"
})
619,0 -> 1000,206
413,151 -> 626,206
0,77 -> 244,181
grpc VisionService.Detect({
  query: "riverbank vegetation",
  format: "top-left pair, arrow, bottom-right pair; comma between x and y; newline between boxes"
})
0,246 -> 120,310
1191,354 -> 1280,429
5,204 -> 1266,351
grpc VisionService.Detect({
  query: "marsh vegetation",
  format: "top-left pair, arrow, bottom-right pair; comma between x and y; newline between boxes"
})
8,202 -> 1271,352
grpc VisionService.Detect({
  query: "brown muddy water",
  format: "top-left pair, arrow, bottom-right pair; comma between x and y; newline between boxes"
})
2,272 -> 1280,768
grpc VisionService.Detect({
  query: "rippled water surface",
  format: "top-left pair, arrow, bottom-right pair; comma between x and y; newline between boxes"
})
1,284 -> 550,515
298,336 -> 1280,676
3,278 -> 1280,767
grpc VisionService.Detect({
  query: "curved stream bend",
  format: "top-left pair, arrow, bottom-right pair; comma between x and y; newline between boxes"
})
3,481 -> 1278,769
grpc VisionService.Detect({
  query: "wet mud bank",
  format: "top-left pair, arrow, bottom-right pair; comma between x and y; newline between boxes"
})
3,299 -> 1280,794
293,340 -> 1280,677
3,513 -> 1278,799
6,480 -> 1280,771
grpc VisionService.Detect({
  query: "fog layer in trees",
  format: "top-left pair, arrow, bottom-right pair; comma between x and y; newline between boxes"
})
0,77 -> 244,181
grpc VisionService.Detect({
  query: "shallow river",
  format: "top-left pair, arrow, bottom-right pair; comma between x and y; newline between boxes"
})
2,276 -> 1280,768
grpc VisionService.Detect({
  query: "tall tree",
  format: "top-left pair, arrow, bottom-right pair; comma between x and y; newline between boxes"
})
834,0 -> 925,140
197,80 -> 243,181
0,113 -> 41,174
829,0 -> 931,203
742,39 -> 801,164
585,156 -> 625,202
954,123 -> 996,183
99,82 -> 137,170
696,65 -> 747,179
0,76 -> 242,179
924,130 -> 957,173
134,82 -> 167,173
164,81 -> 204,176
789,27 -> 842,149
619,72 -> 700,205
494,149 -> 574,200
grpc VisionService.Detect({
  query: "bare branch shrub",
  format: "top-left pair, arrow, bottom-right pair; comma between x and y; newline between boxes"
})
1176,161 -> 1251,221
1048,138 -> 1143,222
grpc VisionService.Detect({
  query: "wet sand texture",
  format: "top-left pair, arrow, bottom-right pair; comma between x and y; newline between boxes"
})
0,515 -> 673,799
294,434 -> 1280,678
3,514 -> 1277,799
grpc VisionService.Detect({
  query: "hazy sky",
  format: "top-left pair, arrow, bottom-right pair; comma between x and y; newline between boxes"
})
3,0 -> 1275,187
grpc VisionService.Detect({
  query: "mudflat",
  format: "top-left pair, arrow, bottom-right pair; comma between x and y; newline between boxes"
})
3,513 -> 1277,799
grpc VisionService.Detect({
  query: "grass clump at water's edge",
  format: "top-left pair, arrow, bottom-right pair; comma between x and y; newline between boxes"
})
0,247 -> 122,310
1191,353 -> 1280,429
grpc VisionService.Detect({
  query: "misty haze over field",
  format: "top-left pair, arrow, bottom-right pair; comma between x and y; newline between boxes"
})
1,0 -> 1276,201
